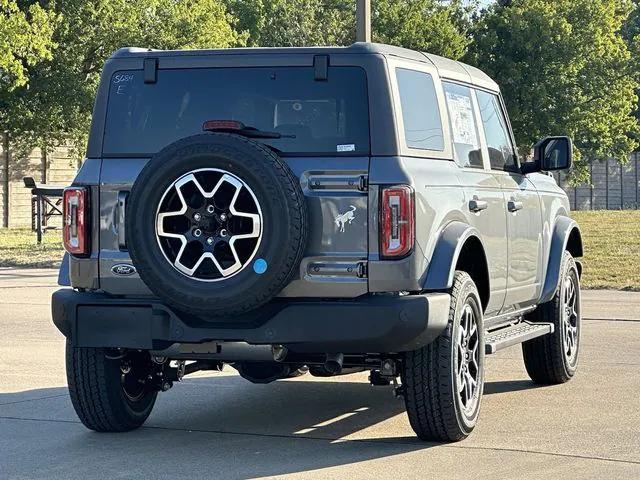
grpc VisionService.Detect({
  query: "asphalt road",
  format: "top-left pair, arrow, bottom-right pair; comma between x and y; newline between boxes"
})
1,268 -> 639,480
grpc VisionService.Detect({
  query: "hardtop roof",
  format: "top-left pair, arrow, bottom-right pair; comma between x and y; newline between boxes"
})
110,42 -> 499,92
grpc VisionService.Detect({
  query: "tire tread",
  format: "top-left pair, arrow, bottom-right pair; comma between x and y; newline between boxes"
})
66,343 -> 155,432
522,251 -> 579,385
403,271 -> 482,442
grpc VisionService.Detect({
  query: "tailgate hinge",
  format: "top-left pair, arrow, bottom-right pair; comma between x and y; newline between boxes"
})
358,175 -> 369,192
356,261 -> 368,279
116,191 -> 129,250
143,58 -> 158,84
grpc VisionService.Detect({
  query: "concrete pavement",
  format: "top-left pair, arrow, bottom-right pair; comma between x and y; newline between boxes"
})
1,268 -> 639,479
581,289 -> 640,321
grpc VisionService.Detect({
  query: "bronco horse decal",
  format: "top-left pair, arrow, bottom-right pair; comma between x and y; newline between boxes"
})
335,206 -> 356,233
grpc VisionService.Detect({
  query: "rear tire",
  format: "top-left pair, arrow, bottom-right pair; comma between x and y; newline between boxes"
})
66,342 -> 157,432
402,271 -> 485,442
522,251 -> 581,384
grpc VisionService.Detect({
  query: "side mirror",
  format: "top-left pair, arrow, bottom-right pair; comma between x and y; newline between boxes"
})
521,136 -> 573,174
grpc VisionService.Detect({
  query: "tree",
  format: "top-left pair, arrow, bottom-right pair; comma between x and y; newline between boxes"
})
225,0 -> 472,59
622,0 -> 640,43
372,0 -> 473,59
621,1 -> 640,137
467,0 -> 640,182
224,0 -> 355,47
0,0 -> 56,91
2,0 -> 243,157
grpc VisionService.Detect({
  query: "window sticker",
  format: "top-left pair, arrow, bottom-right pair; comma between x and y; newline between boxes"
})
446,92 -> 478,147
337,144 -> 356,152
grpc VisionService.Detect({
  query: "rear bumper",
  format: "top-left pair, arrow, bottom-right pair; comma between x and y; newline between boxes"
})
52,289 -> 450,354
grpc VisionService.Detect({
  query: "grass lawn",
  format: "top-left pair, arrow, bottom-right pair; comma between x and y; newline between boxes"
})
571,211 -> 640,291
0,211 -> 638,290
0,228 -> 64,268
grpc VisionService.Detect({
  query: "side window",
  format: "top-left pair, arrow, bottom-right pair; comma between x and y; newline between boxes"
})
476,90 -> 517,171
395,68 -> 444,151
443,82 -> 483,169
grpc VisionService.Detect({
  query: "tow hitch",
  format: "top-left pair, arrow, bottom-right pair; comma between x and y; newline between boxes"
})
369,358 -> 404,397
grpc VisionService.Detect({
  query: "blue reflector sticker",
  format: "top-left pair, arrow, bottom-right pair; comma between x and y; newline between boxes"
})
253,258 -> 267,274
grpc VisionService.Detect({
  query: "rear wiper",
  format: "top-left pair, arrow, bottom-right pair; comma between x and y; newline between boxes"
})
203,120 -> 295,139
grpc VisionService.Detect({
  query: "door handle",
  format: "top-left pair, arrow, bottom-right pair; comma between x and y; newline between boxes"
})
469,197 -> 488,213
508,200 -> 524,212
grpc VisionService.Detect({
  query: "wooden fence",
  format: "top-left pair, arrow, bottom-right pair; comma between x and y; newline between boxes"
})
0,133 -> 78,228
553,154 -> 640,210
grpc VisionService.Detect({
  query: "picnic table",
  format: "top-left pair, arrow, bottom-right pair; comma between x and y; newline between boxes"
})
23,177 -> 65,244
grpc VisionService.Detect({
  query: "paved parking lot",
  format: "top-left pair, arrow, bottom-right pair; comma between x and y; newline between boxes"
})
1,268 -> 639,479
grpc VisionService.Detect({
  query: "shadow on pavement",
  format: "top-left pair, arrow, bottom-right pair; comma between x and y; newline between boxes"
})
0,378 -> 430,479
1,375 -> 546,478
484,379 -> 541,395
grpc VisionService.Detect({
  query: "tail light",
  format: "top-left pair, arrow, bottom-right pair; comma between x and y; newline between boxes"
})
63,187 -> 89,256
380,185 -> 414,259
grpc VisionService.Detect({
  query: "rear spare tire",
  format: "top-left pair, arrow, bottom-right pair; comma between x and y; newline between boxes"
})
126,133 -> 308,316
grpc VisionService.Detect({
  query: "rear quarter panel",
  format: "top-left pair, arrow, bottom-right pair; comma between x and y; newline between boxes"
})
368,156 -> 465,292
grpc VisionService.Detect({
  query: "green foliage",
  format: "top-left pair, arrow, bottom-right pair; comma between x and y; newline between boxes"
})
467,0 -> 640,182
621,1 -> 640,130
0,0 -> 56,91
1,0 -> 243,156
225,0 -> 472,58
622,0 -> 640,43
224,0 -> 355,47
372,0 -> 472,59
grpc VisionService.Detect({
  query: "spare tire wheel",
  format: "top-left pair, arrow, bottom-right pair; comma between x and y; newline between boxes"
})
126,133 -> 308,316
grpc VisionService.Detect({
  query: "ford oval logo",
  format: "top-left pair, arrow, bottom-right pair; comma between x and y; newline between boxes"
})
111,264 -> 137,276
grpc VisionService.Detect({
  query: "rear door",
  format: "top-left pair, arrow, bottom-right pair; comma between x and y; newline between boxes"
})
98,58 -> 371,297
441,81 -> 508,318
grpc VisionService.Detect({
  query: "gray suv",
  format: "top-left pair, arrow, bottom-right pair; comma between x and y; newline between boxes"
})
53,43 -> 583,442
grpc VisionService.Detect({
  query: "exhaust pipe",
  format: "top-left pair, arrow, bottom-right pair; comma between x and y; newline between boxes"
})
323,353 -> 344,374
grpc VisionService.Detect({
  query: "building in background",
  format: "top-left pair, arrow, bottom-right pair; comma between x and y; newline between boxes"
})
0,135 -> 77,228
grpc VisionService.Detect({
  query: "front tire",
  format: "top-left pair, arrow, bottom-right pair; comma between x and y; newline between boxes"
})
66,343 -> 158,432
522,251 -> 581,384
402,271 -> 485,442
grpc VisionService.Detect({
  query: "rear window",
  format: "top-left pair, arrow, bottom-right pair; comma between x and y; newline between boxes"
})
103,66 -> 370,156
395,68 -> 444,151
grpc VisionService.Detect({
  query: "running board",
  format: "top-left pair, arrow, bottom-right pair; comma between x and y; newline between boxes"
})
485,321 -> 554,354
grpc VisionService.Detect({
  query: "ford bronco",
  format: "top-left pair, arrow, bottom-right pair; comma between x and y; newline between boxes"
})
53,43 -> 583,442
